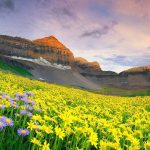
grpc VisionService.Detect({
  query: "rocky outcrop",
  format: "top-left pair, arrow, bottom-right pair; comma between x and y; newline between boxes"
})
120,66 -> 150,75
0,35 -> 103,73
74,57 -> 101,72
73,57 -> 102,76
0,35 -> 74,65
33,36 -> 74,64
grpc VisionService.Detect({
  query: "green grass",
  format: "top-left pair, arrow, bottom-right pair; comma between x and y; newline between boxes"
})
89,86 -> 150,97
0,60 -> 32,77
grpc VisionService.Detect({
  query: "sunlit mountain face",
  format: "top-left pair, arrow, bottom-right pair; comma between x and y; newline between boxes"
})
0,0 -> 150,72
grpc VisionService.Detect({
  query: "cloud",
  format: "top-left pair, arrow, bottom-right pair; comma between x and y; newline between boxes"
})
53,7 -> 75,18
80,26 -> 109,38
0,0 -> 149,72
0,0 -> 15,10
99,55 -> 150,67
80,21 -> 117,39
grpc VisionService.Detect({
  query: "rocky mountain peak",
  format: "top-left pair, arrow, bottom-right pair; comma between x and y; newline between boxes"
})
74,57 -> 101,72
0,34 -> 102,73
33,36 -> 70,52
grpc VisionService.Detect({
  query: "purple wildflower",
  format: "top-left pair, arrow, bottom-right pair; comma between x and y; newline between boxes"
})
22,98 -> 29,104
30,101 -> 36,105
0,121 -> 6,129
17,128 -> 29,136
2,94 -> 7,99
20,110 -> 27,115
2,117 -> 14,126
15,93 -> 27,100
0,116 -> 7,122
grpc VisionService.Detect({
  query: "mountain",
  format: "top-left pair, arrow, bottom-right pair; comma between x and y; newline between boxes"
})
0,34 -> 149,89
74,57 -> 101,72
0,35 -> 101,89
120,66 -> 150,75
33,36 -> 102,74
33,36 -> 75,64
0,35 -> 101,71
88,65 -> 150,89
0,35 -> 74,65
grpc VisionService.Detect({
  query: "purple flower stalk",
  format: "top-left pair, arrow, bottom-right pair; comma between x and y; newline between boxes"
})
20,110 -> 27,115
17,128 -> 29,136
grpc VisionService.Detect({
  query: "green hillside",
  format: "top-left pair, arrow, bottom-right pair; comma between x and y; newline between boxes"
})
0,60 -> 32,77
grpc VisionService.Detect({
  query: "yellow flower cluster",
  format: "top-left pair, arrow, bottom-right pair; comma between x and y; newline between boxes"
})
0,71 -> 149,150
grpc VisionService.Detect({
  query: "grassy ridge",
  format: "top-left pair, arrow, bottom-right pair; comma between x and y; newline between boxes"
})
0,60 -> 32,77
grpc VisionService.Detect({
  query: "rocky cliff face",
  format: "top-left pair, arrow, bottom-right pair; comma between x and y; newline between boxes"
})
33,36 -> 74,64
120,66 -> 150,75
0,35 -> 102,73
0,35 -> 74,65
74,57 -> 101,72
33,37 -> 102,73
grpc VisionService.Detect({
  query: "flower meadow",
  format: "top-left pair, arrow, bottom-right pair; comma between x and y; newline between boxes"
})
0,71 -> 149,150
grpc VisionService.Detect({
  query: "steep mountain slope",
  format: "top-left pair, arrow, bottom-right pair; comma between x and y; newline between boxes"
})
0,35 -> 73,65
0,35 -> 102,72
33,36 -> 75,64
0,35 -> 103,89
0,54 -> 100,90
0,34 -> 149,89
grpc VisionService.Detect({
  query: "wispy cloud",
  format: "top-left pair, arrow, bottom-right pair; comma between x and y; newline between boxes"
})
80,21 -> 117,39
0,0 -> 15,10
80,26 -> 109,38
97,54 -> 150,67
0,0 -> 150,72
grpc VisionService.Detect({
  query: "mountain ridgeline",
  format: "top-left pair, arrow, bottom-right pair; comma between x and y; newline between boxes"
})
0,34 -> 149,89
0,35 -> 101,72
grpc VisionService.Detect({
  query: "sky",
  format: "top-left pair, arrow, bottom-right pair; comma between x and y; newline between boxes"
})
0,0 -> 150,72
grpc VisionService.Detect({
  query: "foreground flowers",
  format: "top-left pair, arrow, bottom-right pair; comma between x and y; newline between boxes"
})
0,116 -> 14,127
0,71 -> 149,150
17,128 -> 29,136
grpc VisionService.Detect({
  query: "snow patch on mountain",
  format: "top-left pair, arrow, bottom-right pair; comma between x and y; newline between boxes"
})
11,56 -> 71,70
